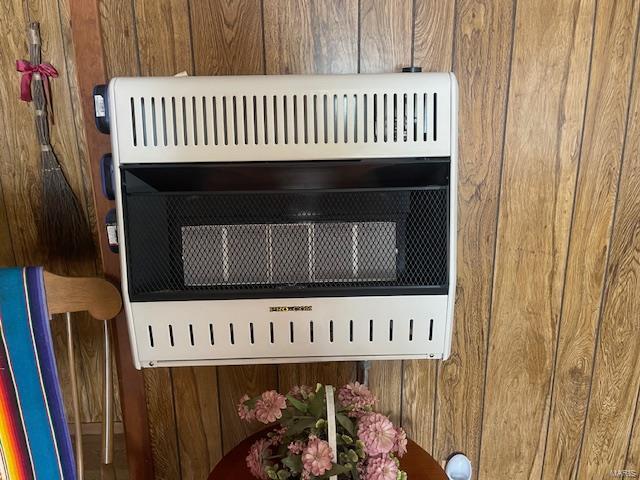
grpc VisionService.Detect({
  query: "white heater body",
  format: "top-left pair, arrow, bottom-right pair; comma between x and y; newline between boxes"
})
107,73 -> 458,369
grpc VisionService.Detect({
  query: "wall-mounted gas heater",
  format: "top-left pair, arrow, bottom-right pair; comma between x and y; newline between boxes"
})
96,72 -> 457,369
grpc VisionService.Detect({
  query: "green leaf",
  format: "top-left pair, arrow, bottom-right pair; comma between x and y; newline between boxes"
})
308,386 -> 326,418
351,465 -> 360,480
286,417 -> 316,436
286,395 -> 309,413
281,455 -> 302,474
318,463 -> 350,478
335,413 -> 355,436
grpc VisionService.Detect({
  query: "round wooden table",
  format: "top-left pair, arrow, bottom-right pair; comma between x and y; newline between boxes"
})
209,430 -> 448,480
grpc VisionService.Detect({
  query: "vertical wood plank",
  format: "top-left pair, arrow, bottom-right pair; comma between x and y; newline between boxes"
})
359,0 -> 413,426
218,365 -> 279,453
0,181 -> 15,265
360,0 -> 413,74
479,0 -> 596,478
429,0 -> 515,468
99,0 -> 139,77
402,0 -> 455,455
263,0 -> 358,75
577,25 -> 640,479
134,0 -> 193,76
412,0 -> 455,71
627,388 -> 640,475
264,0 -> 359,392
190,0 -> 264,76
189,0 -> 278,459
173,367 -> 223,479
144,369 -> 180,480
542,2 -> 640,479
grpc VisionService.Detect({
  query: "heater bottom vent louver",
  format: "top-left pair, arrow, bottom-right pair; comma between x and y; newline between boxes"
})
129,295 -> 449,367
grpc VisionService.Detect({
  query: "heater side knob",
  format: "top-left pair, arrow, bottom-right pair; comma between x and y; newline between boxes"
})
93,84 -> 110,134
402,66 -> 422,73
100,153 -> 115,201
105,209 -> 119,254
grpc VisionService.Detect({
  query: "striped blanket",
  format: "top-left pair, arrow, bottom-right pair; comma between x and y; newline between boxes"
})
0,267 -> 75,479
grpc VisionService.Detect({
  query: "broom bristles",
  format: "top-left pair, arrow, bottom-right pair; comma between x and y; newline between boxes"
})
41,150 -> 94,261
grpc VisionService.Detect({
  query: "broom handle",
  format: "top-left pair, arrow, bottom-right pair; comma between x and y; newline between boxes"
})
27,22 -> 52,150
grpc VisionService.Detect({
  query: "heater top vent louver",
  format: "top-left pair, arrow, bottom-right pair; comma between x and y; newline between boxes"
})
109,73 -> 453,164
106,72 -> 458,368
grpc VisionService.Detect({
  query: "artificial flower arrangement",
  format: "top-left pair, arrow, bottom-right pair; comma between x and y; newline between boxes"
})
237,382 -> 408,480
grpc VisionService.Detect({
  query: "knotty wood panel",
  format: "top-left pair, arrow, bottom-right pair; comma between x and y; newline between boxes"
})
99,0 -> 138,78
264,0 -> 359,392
402,0 -> 455,455
542,2 -> 640,478
134,0 -> 193,77
263,0 -> 358,75
190,0 -> 264,76
173,367 -> 222,478
430,0 -> 515,468
218,365 -> 279,453
576,25 -> 640,479
479,1 -> 596,478
359,0 -> 413,426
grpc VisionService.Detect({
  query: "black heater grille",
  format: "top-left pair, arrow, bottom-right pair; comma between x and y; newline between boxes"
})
124,188 -> 448,300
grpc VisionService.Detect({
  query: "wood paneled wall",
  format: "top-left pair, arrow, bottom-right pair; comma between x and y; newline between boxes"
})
2,1 -> 640,479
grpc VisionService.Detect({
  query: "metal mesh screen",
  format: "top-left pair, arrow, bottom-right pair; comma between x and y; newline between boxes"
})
124,188 -> 448,300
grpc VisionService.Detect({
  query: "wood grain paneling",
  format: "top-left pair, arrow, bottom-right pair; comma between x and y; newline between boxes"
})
359,0 -> 413,426
173,367 -> 222,479
412,0 -> 455,71
359,0 -> 413,73
479,1 -> 596,478
576,24 -> 640,479
430,0 -> 515,469
264,0 -> 359,392
5,1 -> 640,478
402,0 -> 455,455
144,369 -> 180,480
134,0 -> 193,76
99,0 -> 138,77
263,0 -> 358,75
0,180 -> 15,265
189,0 -> 264,76
542,2 -> 640,479
218,366 -> 278,453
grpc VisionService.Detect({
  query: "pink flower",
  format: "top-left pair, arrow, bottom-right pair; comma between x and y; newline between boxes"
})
394,426 -> 407,457
254,390 -> 287,424
338,382 -> 376,416
246,438 -> 271,480
302,437 -> 333,476
269,426 -> 287,445
288,385 -> 313,400
237,394 -> 255,421
364,455 -> 398,480
288,440 -> 304,454
357,413 -> 397,456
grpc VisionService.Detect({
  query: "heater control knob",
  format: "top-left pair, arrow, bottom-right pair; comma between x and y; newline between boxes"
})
105,209 -> 119,254
93,84 -> 110,134
100,154 -> 115,201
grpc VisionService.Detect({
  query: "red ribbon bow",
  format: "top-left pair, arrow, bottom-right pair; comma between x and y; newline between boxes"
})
16,59 -> 58,103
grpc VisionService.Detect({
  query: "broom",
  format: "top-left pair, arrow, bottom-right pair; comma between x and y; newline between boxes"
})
24,22 -> 93,261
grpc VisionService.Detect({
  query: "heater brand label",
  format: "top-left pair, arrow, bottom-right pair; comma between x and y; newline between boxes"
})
269,306 -> 312,312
